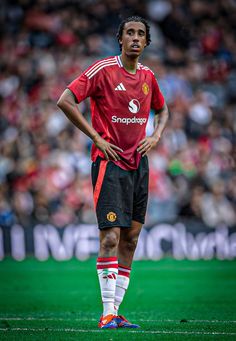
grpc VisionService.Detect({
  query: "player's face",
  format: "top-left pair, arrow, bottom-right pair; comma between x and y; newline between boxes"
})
120,21 -> 147,57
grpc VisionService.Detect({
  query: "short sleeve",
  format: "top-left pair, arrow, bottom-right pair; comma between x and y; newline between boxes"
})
151,74 -> 165,111
67,71 -> 98,103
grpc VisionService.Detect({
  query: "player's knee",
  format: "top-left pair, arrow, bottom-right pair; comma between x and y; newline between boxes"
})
100,231 -> 119,252
123,236 -> 139,253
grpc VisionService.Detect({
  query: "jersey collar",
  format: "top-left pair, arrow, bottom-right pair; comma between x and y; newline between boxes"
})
116,55 -> 140,72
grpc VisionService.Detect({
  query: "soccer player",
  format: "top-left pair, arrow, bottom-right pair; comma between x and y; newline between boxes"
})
57,16 -> 169,329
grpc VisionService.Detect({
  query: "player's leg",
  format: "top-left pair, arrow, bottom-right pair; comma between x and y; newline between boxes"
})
97,227 -> 120,328
99,227 -> 120,257
92,158 -> 130,328
114,220 -> 142,326
114,156 -> 148,327
117,220 -> 142,266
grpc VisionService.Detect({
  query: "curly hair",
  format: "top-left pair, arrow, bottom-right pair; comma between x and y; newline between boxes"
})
116,16 -> 151,51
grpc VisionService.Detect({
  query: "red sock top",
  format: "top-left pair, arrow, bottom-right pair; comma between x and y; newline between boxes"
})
118,264 -> 131,277
96,257 -> 118,270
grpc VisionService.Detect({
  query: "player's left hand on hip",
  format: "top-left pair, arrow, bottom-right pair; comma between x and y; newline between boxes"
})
137,136 -> 159,156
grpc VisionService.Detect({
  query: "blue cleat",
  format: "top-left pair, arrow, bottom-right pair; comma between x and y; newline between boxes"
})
114,315 -> 140,328
98,314 -> 118,329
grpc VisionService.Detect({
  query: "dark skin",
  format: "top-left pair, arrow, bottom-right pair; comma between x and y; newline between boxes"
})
57,21 -> 169,266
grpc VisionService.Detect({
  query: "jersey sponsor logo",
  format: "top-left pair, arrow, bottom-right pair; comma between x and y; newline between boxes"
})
115,83 -> 126,91
142,82 -> 149,95
128,99 -> 140,113
111,116 -> 147,125
107,211 -> 117,222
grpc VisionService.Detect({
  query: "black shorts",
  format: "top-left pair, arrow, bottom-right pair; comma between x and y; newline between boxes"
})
91,156 -> 149,229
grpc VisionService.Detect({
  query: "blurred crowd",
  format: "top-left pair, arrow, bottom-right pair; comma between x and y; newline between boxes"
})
0,0 -> 236,229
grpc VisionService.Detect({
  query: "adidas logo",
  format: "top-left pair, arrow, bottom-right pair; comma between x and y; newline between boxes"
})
115,83 -> 126,91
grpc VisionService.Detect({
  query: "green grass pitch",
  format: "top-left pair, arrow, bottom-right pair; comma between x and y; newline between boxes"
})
0,258 -> 236,340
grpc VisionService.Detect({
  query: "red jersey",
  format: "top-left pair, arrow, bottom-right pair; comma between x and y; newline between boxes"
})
68,55 -> 165,170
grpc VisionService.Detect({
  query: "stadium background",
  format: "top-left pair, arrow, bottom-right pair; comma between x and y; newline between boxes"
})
1,0 -> 236,260
0,0 -> 236,339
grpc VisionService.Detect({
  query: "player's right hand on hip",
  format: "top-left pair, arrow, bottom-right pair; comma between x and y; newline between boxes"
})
94,135 -> 123,161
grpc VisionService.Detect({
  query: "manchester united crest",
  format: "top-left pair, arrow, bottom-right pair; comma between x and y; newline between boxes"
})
142,82 -> 149,95
107,212 -> 117,222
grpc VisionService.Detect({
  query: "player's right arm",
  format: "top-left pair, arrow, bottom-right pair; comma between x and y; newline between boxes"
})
57,89 -> 122,161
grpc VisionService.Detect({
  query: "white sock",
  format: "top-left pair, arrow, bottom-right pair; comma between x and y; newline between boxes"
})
114,264 -> 131,315
97,256 -> 118,316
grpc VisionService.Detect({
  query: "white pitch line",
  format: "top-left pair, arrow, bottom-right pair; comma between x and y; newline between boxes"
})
0,327 -> 236,336
0,317 -> 236,324
139,319 -> 236,324
0,317 -> 98,321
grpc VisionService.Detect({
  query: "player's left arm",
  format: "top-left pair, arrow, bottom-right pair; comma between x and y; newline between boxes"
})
137,102 -> 169,156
